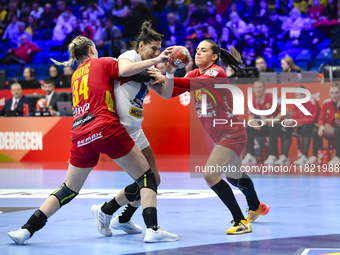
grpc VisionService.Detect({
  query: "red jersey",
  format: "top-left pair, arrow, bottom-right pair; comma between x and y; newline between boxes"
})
172,64 -> 246,143
292,97 -> 320,125
250,93 -> 281,120
318,98 -> 340,127
71,57 -> 120,140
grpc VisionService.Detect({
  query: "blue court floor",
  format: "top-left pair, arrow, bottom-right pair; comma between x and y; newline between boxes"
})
0,161 -> 340,255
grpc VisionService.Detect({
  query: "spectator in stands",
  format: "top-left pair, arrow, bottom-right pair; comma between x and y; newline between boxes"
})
80,12 -> 94,40
219,27 -> 237,49
164,12 -> 185,46
3,2 -> 20,27
293,0 -> 308,14
226,12 -> 248,39
0,3 -> 7,34
227,0 -> 246,16
281,56 -> 302,72
184,39 -> 196,57
20,67 -> 41,89
242,80 -> 286,165
254,56 -> 275,78
247,22 -> 260,37
236,32 -> 261,66
84,2 -> 105,22
102,18 -> 125,57
111,0 -> 131,27
317,83 -> 340,165
48,64 -> 62,88
63,19 -> 82,46
256,0 -> 270,24
53,10 -> 76,42
268,9 -> 282,37
293,18 -> 327,57
241,0 -> 258,24
312,0 -> 340,28
93,19 -> 105,45
281,8 -> 304,41
2,14 -> 19,45
99,0 -> 115,15
30,2 -> 44,20
26,15 -> 38,38
20,4 -> 32,25
216,0 -> 229,17
308,0 -> 325,23
285,86 -> 321,165
194,27 -> 211,45
59,66 -> 73,88
0,83 -> 32,116
0,34 -> 41,64
323,0 -> 340,21
207,25 -> 219,43
257,23 -> 279,59
17,21 -> 32,44
53,0 -> 72,23
38,3 -> 54,39
42,78 -> 60,116
275,0 -> 293,15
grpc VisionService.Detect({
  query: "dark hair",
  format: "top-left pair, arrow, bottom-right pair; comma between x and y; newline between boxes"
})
297,85 -> 305,89
44,77 -> 55,85
49,64 -> 60,75
203,39 -> 244,76
25,67 -> 35,77
131,21 -> 163,51
51,35 -> 93,66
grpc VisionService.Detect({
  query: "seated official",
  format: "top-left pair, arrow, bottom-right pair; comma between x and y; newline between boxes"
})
19,67 -> 41,89
42,78 -> 62,116
254,56 -> 275,78
0,83 -> 32,116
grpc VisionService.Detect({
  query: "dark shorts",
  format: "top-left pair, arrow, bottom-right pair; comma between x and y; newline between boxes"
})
70,124 -> 135,168
216,133 -> 247,157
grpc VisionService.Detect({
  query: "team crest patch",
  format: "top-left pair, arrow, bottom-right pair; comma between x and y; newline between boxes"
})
195,90 -> 202,101
129,107 -> 143,118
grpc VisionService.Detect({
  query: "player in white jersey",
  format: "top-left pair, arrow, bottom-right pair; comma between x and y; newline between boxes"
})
98,21 -> 173,235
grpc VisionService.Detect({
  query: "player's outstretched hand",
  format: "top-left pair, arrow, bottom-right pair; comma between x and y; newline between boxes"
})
156,47 -> 175,63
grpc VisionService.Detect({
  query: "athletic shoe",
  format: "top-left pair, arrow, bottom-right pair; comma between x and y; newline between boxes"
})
8,228 -> 30,245
274,155 -> 290,165
246,202 -> 270,223
226,220 -> 252,235
264,155 -> 277,164
91,203 -> 112,237
328,156 -> 340,165
143,227 -> 178,242
294,155 -> 308,165
306,156 -> 317,164
110,216 -> 143,234
242,153 -> 257,164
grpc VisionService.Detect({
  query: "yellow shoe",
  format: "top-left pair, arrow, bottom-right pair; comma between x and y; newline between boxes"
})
246,202 -> 270,223
226,220 -> 252,235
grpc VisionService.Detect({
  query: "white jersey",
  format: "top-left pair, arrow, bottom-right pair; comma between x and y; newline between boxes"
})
114,50 -> 154,129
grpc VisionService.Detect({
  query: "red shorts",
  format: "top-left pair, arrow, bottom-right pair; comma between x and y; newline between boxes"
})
216,132 -> 247,157
70,124 -> 134,168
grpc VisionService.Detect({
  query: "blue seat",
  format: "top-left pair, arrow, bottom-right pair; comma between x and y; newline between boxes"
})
317,39 -> 331,52
314,48 -> 332,67
8,64 -> 22,71
0,64 -> 8,70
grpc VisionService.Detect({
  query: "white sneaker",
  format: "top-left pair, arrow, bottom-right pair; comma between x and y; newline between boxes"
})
8,228 -> 30,245
274,155 -> 290,165
306,156 -> 317,164
242,153 -> 257,164
110,216 -> 143,234
294,155 -> 308,165
91,203 -> 112,237
143,227 -> 178,243
264,155 -> 277,164
328,156 -> 340,165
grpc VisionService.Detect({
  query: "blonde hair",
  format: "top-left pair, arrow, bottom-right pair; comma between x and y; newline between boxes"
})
51,35 -> 94,66
282,57 -> 302,72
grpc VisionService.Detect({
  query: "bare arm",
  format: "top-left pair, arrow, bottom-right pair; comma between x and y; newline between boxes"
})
150,63 -> 176,99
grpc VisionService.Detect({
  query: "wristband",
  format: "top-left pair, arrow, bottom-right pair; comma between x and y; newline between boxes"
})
166,72 -> 174,79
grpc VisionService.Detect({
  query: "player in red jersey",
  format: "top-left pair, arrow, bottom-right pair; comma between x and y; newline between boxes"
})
161,40 -> 270,234
242,80 -> 287,165
280,86 -> 321,165
8,36 -> 178,244
317,83 -> 340,165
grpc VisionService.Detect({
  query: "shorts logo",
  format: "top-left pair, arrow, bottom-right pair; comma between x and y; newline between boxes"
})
129,107 -> 143,119
77,132 -> 103,147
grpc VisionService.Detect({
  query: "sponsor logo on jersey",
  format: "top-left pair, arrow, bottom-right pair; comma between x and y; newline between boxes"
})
204,68 -> 218,77
72,113 -> 94,129
129,107 -> 143,118
195,90 -> 201,101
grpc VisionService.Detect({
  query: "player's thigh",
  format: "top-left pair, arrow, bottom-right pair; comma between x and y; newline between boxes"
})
64,163 -> 93,193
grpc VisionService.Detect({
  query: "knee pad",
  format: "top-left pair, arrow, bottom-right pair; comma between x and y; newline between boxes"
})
136,169 -> 157,193
227,175 -> 251,191
51,183 -> 78,207
125,182 -> 140,202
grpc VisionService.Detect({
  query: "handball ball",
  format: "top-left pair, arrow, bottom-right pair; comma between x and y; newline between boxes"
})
168,46 -> 190,69
36,98 -> 47,108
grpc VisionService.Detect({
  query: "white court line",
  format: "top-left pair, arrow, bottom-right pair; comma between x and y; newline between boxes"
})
301,248 -> 340,255
0,189 -> 242,199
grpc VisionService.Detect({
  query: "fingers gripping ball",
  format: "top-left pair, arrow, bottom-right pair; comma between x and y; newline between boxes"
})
168,46 -> 191,69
